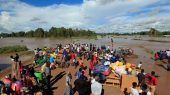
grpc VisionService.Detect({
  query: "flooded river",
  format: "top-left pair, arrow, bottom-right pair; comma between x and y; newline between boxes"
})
0,36 -> 170,95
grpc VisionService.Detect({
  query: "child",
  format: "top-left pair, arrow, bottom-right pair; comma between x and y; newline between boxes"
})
137,61 -> 142,69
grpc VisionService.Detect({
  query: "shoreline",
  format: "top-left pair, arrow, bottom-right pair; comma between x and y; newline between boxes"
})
0,51 -> 34,78
0,59 -> 33,79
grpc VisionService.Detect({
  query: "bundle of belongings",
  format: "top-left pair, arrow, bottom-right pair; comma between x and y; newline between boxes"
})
93,64 -> 111,75
92,63 -> 111,81
109,61 -> 136,76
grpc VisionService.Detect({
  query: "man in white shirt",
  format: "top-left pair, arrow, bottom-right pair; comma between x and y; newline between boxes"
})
130,82 -> 139,95
166,50 -> 170,57
91,76 -> 102,95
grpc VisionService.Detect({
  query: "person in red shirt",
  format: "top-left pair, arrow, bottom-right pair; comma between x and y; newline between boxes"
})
79,58 -> 83,68
147,71 -> 157,95
71,51 -> 76,66
154,52 -> 159,61
89,56 -> 95,76
147,71 -> 157,86
93,53 -> 97,64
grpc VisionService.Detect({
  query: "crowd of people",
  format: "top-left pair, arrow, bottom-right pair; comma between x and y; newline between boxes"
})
154,50 -> 170,60
0,41 -> 160,95
154,50 -> 170,71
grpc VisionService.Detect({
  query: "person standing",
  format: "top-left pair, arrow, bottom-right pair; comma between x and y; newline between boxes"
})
10,55 -> 15,78
71,51 -> 76,66
14,53 -> 20,79
75,68 -> 82,79
64,72 -> 73,95
15,53 -> 19,62
130,82 -> 139,95
147,71 -> 157,95
79,58 -> 84,68
89,57 -> 95,76
137,69 -> 145,86
18,61 -> 23,78
74,75 -> 91,95
90,43 -> 92,51
91,76 -> 102,95
137,62 -> 142,69
45,62 -> 51,90
111,38 -> 113,50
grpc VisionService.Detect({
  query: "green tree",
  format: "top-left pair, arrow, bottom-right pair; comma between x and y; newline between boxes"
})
34,28 -> 44,37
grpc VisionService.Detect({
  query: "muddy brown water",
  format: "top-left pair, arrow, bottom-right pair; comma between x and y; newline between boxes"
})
0,36 -> 170,95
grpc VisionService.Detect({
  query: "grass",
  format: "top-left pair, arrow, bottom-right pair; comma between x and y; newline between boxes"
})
138,45 -> 154,55
144,48 -> 154,55
0,45 -> 28,54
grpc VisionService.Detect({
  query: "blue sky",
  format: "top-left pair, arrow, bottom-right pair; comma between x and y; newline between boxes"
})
20,0 -> 83,6
0,0 -> 170,33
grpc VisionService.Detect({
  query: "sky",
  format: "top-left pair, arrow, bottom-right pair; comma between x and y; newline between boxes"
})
0,0 -> 170,33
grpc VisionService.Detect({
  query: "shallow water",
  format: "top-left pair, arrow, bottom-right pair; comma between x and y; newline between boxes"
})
0,36 -> 170,95
0,64 -> 11,71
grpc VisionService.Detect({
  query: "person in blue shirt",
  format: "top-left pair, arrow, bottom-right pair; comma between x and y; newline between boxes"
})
61,49 -> 68,61
111,55 -> 117,63
49,56 -> 55,64
75,68 -> 82,79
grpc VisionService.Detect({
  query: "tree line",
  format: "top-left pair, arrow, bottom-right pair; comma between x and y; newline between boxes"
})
129,28 -> 170,37
0,27 -> 96,38
97,28 -> 170,37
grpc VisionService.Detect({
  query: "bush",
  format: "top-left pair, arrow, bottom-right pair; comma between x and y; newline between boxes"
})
0,45 -> 28,54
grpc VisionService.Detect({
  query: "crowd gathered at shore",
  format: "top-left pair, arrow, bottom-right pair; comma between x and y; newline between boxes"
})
0,40 -> 170,95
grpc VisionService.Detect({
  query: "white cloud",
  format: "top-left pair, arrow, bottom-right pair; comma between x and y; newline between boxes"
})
0,0 -> 170,33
